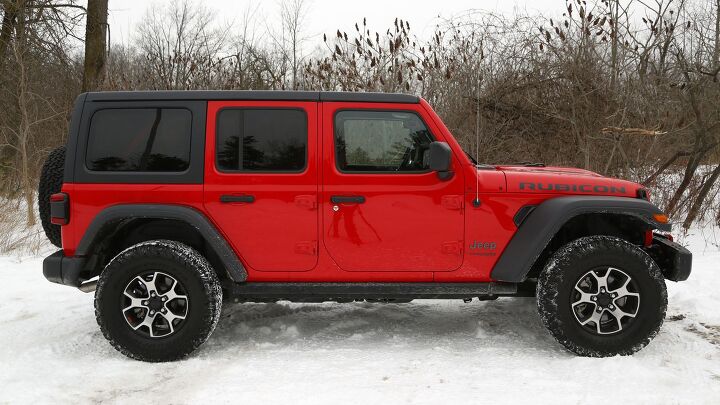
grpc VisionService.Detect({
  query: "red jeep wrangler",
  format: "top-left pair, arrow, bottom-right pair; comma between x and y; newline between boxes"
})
39,91 -> 691,362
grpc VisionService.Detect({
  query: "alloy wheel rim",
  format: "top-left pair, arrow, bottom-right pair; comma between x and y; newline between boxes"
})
571,267 -> 640,335
122,271 -> 189,338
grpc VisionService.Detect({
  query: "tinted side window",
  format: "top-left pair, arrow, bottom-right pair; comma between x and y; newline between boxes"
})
86,108 -> 192,172
334,110 -> 435,172
216,109 -> 307,172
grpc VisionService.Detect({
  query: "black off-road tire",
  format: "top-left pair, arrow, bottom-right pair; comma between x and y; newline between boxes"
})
95,240 -> 222,362
536,236 -> 667,357
38,145 -> 65,248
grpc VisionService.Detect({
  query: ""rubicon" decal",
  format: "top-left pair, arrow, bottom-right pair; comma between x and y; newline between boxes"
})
519,183 -> 626,194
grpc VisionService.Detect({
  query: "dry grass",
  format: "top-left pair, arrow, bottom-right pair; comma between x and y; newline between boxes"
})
0,198 -> 50,256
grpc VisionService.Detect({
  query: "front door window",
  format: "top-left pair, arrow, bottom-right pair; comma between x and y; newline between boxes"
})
334,110 -> 434,173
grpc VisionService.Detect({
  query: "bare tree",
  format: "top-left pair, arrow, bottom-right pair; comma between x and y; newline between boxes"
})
82,0 -> 107,92
279,0 -> 309,89
135,0 -> 227,90
0,0 -> 79,224
1,0 -> 720,232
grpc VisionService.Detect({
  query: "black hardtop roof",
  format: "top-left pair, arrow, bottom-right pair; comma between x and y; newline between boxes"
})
84,90 -> 419,104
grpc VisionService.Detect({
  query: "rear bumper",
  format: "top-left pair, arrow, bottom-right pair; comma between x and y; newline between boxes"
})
43,250 -> 87,287
646,236 -> 692,282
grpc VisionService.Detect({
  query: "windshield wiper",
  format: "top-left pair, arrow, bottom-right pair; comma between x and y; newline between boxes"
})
464,150 -> 478,165
512,161 -> 546,167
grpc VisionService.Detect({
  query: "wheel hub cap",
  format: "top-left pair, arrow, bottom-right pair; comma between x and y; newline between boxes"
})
595,292 -> 612,308
571,267 -> 641,335
147,296 -> 164,311
122,272 -> 189,338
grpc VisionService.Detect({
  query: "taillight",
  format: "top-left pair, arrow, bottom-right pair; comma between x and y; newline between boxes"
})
50,193 -> 69,225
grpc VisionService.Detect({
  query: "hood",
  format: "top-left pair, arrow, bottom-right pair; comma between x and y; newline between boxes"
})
495,165 -> 602,177
498,165 -> 641,197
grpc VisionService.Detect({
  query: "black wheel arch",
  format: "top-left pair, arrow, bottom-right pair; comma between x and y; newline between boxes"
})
75,204 -> 247,283
491,196 -> 670,283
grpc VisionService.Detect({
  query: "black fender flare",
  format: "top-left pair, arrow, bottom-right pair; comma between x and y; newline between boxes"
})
490,196 -> 670,282
76,204 -> 247,282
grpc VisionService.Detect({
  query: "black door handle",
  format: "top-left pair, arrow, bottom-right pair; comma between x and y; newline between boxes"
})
220,194 -> 255,203
331,195 -> 366,204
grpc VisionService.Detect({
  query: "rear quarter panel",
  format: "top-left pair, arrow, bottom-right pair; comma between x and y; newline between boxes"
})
60,183 -> 205,256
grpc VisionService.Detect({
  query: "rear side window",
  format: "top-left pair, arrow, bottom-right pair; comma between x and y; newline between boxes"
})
216,109 -> 307,172
86,108 -> 192,172
334,110 -> 434,172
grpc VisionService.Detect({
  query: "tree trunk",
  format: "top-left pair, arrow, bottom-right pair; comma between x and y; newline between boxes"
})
12,4 -> 35,226
665,155 -> 700,215
82,0 -> 108,92
683,164 -> 720,230
714,0 -> 720,69
610,0 -> 619,89
292,32 -> 297,90
0,0 -> 18,73
642,150 -> 692,186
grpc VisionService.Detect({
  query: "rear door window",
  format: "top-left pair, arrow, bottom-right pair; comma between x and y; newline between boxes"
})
86,108 -> 192,172
216,109 -> 307,172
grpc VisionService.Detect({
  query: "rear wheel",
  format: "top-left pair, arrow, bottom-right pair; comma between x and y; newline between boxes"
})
95,240 -> 222,362
536,236 -> 667,357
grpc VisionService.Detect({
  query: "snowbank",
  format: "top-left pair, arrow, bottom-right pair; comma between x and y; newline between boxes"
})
0,231 -> 718,404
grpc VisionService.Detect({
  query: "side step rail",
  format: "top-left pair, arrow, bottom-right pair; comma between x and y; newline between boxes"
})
223,282 -> 518,302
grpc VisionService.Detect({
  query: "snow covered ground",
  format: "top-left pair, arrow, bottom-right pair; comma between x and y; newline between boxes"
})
1,230 -> 719,404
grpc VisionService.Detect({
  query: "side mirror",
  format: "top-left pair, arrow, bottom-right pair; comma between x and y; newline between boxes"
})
428,141 -> 453,180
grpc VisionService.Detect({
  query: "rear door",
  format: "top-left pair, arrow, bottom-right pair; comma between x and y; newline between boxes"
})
321,102 -> 465,272
203,101 -> 318,272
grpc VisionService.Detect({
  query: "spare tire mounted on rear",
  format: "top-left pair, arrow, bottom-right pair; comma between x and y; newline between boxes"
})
38,145 -> 66,248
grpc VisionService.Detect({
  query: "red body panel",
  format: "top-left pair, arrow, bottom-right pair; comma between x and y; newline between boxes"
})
61,98 -> 646,282
60,183 -> 205,257
203,101 -> 319,273
320,101 -> 465,273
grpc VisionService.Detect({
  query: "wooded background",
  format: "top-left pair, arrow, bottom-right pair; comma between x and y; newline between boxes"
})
1,0 -> 719,232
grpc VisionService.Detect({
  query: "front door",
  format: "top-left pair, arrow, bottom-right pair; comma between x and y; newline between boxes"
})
204,101 -> 318,272
322,102 -> 465,272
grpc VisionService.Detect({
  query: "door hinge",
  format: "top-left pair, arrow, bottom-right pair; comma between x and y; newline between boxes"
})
294,195 -> 317,210
441,241 -> 463,255
441,195 -> 464,210
294,241 -> 317,255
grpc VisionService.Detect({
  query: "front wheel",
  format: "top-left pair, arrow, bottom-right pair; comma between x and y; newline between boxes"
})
536,236 -> 667,357
95,240 -> 222,362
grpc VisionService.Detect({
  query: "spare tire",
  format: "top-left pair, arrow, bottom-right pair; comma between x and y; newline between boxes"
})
38,145 -> 66,248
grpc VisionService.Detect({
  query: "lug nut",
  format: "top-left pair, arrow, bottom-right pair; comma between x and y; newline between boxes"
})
161,308 -> 167,313
609,305 -> 615,310
151,292 -> 156,297
162,296 -> 167,302
142,301 -> 147,305
591,296 -> 596,301
149,310 -> 155,315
